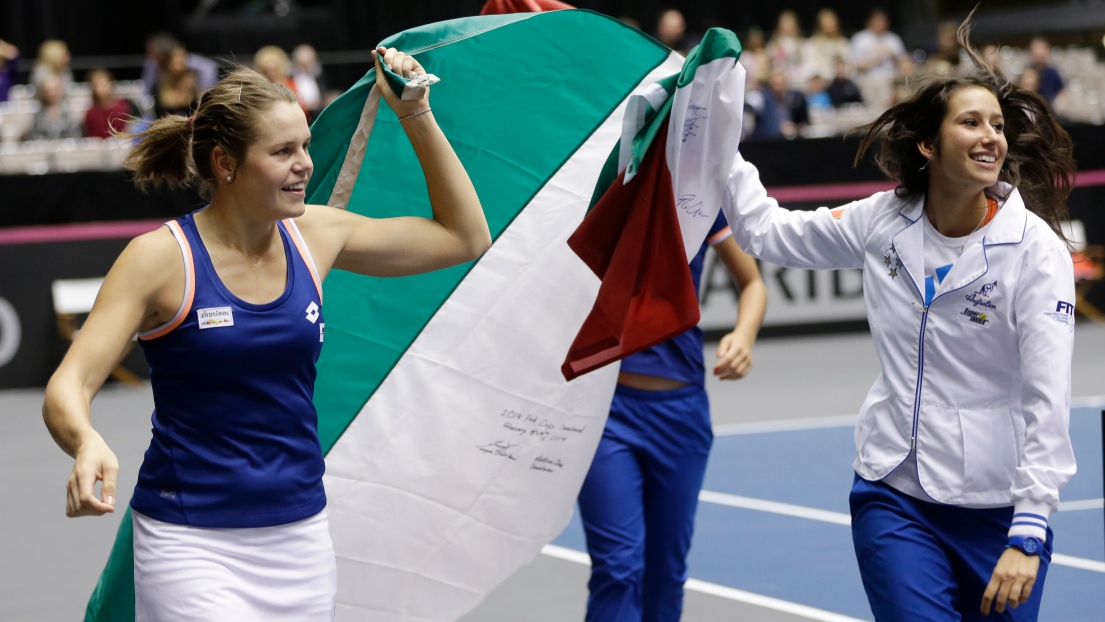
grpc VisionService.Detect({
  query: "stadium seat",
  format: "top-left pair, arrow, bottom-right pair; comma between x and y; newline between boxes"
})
53,138 -> 108,172
1061,220 -> 1105,323
0,140 -> 53,175
51,277 -> 141,385
0,100 -> 40,141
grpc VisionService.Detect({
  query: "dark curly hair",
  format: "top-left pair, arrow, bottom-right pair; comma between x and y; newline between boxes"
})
854,14 -> 1076,241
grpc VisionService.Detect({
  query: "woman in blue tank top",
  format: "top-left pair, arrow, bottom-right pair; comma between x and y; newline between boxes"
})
43,48 -> 490,620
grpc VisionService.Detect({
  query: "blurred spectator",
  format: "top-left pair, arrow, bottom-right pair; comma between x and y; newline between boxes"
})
827,58 -> 864,108
851,9 -> 905,81
926,20 -> 961,74
1018,66 -> 1041,93
83,68 -> 136,138
618,15 -> 641,30
766,10 -> 807,84
255,45 -> 310,116
23,72 -> 81,141
152,45 -> 199,117
806,74 -> 832,111
655,8 -> 696,54
1028,36 -> 1064,104
892,55 -> 918,104
142,33 -> 219,96
740,27 -> 770,90
0,38 -> 18,102
31,39 -> 74,91
745,70 -> 808,140
291,44 -> 327,120
804,9 -> 851,82
980,44 -> 1000,71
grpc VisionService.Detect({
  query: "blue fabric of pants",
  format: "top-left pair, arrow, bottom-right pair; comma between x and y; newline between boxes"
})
577,383 -> 713,622
850,475 -> 1053,622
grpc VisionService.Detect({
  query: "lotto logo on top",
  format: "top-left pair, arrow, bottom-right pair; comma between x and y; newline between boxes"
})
305,302 -> 320,324
197,307 -> 234,329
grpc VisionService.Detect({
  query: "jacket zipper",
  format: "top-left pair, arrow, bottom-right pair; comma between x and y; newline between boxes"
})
910,300 -> 929,449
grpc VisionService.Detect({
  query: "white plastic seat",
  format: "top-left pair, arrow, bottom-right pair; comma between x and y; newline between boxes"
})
0,140 -> 53,174
0,101 -> 40,140
51,277 -> 141,385
54,137 -> 108,172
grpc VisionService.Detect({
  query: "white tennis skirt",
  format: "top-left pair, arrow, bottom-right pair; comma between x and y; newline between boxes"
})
133,509 -> 337,622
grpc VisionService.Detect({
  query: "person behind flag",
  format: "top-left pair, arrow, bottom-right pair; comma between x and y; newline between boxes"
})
42,48 -> 490,621
577,212 -> 766,622
721,16 -> 1076,622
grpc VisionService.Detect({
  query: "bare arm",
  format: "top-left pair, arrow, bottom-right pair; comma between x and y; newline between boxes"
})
712,237 -> 767,380
43,229 -> 179,516
299,46 -> 490,279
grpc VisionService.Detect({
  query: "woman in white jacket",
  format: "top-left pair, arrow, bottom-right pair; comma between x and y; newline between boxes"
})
722,20 -> 1076,622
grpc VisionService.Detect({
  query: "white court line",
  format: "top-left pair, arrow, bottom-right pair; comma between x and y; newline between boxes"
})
540,544 -> 869,622
713,414 -> 857,436
697,490 -> 1105,573
1059,498 -> 1104,512
1071,395 -> 1105,408
541,543 -> 591,565
714,395 -> 1105,437
699,490 -> 852,525
1052,554 -> 1105,572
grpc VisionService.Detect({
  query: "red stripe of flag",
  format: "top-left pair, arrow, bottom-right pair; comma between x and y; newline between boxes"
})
562,127 -> 700,380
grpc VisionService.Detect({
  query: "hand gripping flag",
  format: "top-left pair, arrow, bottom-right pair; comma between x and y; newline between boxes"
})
83,11 -> 687,622
562,28 -> 746,379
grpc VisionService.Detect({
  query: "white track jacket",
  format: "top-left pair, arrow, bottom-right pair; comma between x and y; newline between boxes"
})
722,154 -> 1076,539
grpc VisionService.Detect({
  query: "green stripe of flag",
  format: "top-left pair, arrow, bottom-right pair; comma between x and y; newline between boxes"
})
312,10 -> 669,452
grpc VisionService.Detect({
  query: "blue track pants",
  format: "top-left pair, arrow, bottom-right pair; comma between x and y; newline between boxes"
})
577,383 -> 713,622
850,475 -> 1053,622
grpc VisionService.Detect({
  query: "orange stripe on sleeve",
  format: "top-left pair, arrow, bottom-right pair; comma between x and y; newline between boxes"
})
707,226 -> 733,246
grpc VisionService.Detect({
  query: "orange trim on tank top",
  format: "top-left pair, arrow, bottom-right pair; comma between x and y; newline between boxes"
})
139,221 -> 196,341
282,219 -> 323,303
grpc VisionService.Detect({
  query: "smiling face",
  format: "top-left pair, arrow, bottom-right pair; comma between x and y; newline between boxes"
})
923,86 -> 1007,195
232,101 -> 313,218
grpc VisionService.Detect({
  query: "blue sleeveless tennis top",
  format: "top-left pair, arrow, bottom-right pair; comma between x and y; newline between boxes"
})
131,211 -> 327,528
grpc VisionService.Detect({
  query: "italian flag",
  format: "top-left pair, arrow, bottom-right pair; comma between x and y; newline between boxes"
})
563,27 -> 744,378
84,12 -> 742,622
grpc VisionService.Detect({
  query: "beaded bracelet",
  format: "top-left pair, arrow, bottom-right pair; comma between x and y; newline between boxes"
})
399,108 -> 432,122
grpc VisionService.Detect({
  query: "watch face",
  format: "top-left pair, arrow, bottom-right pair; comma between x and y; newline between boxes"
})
1023,538 -> 1040,554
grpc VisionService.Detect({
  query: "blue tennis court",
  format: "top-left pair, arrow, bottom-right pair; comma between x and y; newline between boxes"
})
551,405 -> 1105,621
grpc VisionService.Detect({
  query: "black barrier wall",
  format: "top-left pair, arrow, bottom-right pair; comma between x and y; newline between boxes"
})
0,237 -> 149,388
3,123 -> 1105,388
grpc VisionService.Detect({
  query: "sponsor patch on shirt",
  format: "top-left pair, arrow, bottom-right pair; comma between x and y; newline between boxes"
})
965,281 -> 998,309
319,322 -> 325,343
197,306 -> 234,329
1044,300 -> 1075,332
957,307 -> 992,327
